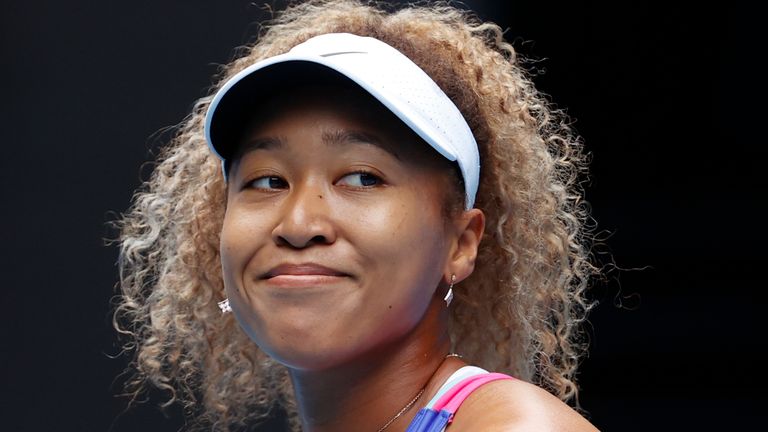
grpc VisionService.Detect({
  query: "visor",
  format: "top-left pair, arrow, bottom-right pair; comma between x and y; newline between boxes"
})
205,33 -> 480,209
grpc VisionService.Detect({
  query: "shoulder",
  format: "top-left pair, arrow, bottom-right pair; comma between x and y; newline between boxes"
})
448,377 -> 599,432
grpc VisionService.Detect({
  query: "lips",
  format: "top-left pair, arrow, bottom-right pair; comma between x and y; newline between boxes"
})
260,263 -> 349,288
262,263 -> 348,278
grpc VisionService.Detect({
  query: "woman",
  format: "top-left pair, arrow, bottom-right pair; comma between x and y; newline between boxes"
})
116,1 -> 598,430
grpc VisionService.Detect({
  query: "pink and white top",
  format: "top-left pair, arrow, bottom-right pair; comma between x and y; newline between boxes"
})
405,366 -> 515,432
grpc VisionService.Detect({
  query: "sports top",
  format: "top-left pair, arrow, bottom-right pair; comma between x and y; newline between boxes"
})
405,366 -> 514,432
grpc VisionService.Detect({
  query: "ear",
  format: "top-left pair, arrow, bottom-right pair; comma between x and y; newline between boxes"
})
445,208 -> 485,283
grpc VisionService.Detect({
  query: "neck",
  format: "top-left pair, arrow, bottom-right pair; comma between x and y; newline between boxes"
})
289,300 -> 462,432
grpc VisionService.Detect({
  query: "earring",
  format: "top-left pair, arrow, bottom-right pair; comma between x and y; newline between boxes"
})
443,274 -> 455,307
218,298 -> 232,314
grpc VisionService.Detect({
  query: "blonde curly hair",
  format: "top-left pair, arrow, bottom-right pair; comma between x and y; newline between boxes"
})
115,0 -> 596,429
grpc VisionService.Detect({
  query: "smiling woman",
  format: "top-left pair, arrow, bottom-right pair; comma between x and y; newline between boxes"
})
115,1 -> 598,431
221,83 -> 472,374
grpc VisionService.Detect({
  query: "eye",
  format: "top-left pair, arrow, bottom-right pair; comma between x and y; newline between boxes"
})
247,175 -> 288,190
337,171 -> 382,188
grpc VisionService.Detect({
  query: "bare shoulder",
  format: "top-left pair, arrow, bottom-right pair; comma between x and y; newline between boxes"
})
448,378 -> 600,432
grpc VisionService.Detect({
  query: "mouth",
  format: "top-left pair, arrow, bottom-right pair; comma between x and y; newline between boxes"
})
260,263 -> 350,287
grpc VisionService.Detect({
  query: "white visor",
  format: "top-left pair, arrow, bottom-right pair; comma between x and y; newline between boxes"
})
205,33 -> 480,209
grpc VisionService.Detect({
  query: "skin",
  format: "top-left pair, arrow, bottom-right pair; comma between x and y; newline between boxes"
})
219,84 -> 597,431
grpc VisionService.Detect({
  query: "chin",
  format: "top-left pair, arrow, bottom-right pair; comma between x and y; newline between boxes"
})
232,295 -> 421,371
266,323 -> 418,373
233,311 -> 351,370
257,323 -> 403,373
259,337 -> 361,372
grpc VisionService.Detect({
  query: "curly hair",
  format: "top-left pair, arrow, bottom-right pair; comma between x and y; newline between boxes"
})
114,0 -> 596,430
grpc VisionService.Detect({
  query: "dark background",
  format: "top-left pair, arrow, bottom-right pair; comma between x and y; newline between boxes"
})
1,1 -> 761,430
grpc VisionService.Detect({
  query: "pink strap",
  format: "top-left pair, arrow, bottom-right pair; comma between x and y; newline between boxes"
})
432,373 -> 513,414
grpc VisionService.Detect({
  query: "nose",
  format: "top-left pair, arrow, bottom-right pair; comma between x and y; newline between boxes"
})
272,181 -> 337,249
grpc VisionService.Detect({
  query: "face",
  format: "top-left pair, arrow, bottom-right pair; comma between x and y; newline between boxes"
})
220,85 -> 461,371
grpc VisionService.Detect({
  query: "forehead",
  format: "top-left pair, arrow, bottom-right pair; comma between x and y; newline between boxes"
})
232,83 -> 446,165
225,81 -> 465,212
243,82 -> 402,133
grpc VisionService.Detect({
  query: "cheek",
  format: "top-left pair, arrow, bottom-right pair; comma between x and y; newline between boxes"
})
219,215 -> 243,298
219,206 -> 270,291
351,198 -> 447,309
219,206 -> 277,346
350,201 -> 431,262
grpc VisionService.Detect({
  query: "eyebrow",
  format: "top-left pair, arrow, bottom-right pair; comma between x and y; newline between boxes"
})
235,136 -> 283,156
321,129 -> 401,160
228,137 -> 282,177
237,129 -> 401,160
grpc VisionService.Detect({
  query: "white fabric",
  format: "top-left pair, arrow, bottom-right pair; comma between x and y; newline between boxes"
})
205,33 -> 480,209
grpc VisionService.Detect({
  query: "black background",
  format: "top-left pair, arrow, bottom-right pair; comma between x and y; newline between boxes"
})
1,1 -> 762,431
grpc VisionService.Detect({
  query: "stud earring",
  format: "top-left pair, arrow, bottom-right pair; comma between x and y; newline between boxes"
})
443,274 -> 455,307
218,298 -> 232,314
